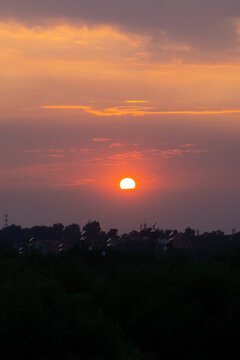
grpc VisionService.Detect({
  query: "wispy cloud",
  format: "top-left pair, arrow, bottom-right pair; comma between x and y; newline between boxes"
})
24,143 -> 206,166
180,143 -> 195,148
109,142 -> 125,148
110,151 -> 143,160
25,147 -> 92,157
79,148 -> 92,153
25,149 -> 44,153
25,148 -> 65,153
41,104 -> 240,117
92,137 -> 112,142
109,144 -> 207,161
48,154 -> 65,158
124,100 -> 150,103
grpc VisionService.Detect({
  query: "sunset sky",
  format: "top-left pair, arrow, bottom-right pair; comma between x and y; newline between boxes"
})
1,0 -> 240,233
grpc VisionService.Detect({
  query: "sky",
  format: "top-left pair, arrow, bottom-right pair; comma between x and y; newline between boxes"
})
0,0 -> 240,233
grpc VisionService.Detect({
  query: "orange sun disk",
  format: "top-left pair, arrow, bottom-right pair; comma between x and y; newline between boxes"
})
120,178 -> 136,190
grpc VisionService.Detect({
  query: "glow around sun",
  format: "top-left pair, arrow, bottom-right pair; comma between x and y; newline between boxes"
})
120,178 -> 136,190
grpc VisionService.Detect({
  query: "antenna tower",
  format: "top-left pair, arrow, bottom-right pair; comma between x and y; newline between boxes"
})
4,213 -> 8,228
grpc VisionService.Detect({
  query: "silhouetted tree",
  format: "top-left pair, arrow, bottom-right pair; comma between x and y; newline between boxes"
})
83,221 -> 106,249
52,223 -> 64,240
64,224 -> 81,244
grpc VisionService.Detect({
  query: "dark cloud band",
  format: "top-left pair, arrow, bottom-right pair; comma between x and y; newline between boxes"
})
0,0 -> 239,54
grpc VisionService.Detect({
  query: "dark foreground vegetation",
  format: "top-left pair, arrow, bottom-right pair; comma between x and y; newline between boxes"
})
1,246 -> 240,359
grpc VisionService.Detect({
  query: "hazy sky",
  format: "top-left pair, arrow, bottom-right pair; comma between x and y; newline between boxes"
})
0,0 -> 240,233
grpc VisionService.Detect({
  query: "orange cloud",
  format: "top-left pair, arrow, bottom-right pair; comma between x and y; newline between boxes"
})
92,137 -> 112,142
48,154 -> 65,158
41,104 -> 240,117
79,148 -> 92,153
110,151 -> 143,160
124,100 -> 150,103
109,142 -> 125,148
2,19 -> 240,122
108,144 -> 207,161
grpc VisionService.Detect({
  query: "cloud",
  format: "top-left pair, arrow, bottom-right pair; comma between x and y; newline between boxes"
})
69,147 -> 77,152
180,143 -> 195,148
1,0 -> 240,58
41,104 -> 240,117
148,146 -> 207,159
124,100 -> 150,103
24,147 -> 93,158
108,143 -> 207,161
25,148 -> 65,153
41,104 -> 154,116
110,151 -> 143,160
25,149 -> 45,153
0,160 -> 97,189
48,154 -> 65,158
79,148 -> 92,153
92,137 -> 112,142
109,142 -> 125,148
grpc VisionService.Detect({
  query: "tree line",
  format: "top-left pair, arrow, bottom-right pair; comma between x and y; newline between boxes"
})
0,221 -> 239,256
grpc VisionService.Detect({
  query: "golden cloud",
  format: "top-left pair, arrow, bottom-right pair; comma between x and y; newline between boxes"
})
92,137 -> 112,142
41,104 -> 240,117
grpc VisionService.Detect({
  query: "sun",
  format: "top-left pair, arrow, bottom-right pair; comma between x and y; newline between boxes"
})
120,178 -> 136,190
